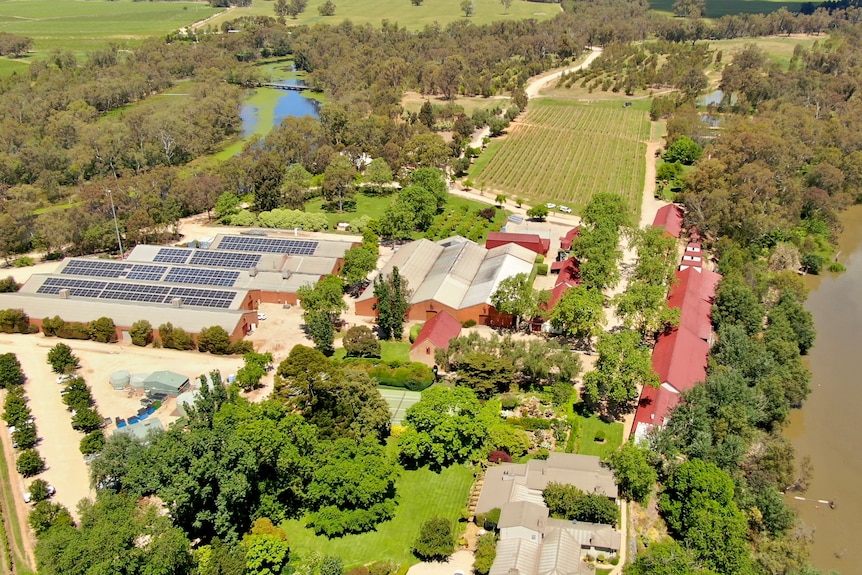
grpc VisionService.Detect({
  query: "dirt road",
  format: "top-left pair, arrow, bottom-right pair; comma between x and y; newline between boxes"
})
525,47 -> 603,99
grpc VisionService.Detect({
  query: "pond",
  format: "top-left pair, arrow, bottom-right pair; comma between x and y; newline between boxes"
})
238,60 -> 320,139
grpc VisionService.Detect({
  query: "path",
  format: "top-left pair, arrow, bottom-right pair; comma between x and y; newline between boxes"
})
524,47 -> 603,99
189,6 -> 232,31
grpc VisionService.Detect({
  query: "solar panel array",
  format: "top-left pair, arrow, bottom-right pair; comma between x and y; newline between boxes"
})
60,259 -> 244,288
165,268 -> 240,287
189,250 -> 261,269
36,277 -> 237,309
153,248 -> 192,264
217,236 -> 318,255
62,260 -> 128,278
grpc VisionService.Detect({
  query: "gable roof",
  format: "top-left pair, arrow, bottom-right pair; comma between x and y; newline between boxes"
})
499,501 -> 549,530
410,311 -> 462,351
651,327 -> 708,393
632,383 -> 681,436
652,205 -> 684,238
667,267 -> 721,341
559,226 -> 580,251
487,232 -> 551,255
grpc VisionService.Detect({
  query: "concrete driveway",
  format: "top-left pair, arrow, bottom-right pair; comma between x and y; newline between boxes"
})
407,550 -> 474,575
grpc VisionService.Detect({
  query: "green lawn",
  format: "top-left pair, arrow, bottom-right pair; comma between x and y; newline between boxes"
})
0,56 -> 29,76
570,413 -> 623,459
333,341 -> 411,363
648,0 -> 801,17
0,0 -> 218,56
207,0 -> 558,31
280,464 -> 474,567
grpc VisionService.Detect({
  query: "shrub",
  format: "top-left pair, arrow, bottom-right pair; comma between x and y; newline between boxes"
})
339,359 -> 435,391
346,568 -> 370,575
197,325 -> 232,354
47,343 -> 79,374
534,448 -> 550,460
409,323 -> 423,343
0,308 -> 30,333
536,263 -> 549,276
343,325 -> 381,358
228,340 -> 254,355
159,323 -> 196,350
368,562 -> 396,575
507,417 -> 552,430
535,254 -> 545,264
0,353 -> 25,388
129,319 -> 153,347
17,449 -> 45,477
478,207 -> 496,221
828,261 -> 846,273
27,479 -> 51,503
88,317 -> 117,343
474,533 -> 498,575
488,450 -> 512,463
462,319 -> 477,328
484,508 -> 501,531
40,315 -> 65,337
12,257 -> 33,267
500,394 -> 519,410
57,321 -> 90,340
0,276 -> 21,293
801,253 -> 825,274
594,430 -> 606,442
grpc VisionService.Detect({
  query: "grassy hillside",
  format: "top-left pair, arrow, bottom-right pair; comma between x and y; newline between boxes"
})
648,0 -> 802,18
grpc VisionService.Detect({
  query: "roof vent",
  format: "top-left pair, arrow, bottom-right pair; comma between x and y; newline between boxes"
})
249,266 -> 258,277
58,288 -> 70,299
282,270 -> 292,280
171,298 -> 182,308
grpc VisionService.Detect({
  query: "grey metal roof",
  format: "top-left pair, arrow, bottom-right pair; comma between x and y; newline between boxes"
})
537,527 -> 582,575
499,501 -> 549,530
489,539 -> 541,575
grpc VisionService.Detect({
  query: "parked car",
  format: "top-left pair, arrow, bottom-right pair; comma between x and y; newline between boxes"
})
545,203 -> 556,209
56,374 -> 73,384
559,205 -> 572,213
23,485 -> 55,504
257,313 -> 267,321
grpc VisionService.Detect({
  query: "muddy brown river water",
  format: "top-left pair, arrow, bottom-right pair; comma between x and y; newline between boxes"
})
786,204 -> 862,573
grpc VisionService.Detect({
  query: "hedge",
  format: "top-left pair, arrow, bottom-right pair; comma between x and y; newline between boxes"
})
336,359 -> 434,391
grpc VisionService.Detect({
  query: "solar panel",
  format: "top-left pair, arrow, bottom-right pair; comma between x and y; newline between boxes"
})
153,248 -> 192,264
216,236 -> 318,255
36,277 -> 239,309
164,268 -> 240,287
61,260 -> 127,278
189,250 -> 261,270
126,264 -> 167,282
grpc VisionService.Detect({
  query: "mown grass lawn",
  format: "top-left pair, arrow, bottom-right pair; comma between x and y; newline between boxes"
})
333,341 -> 411,363
571,413 -> 623,459
280,464 -> 474,568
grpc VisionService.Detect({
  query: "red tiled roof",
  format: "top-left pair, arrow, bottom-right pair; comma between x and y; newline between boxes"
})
667,267 -> 721,340
652,205 -> 684,238
632,384 -> 681,431
651,327 -> 709,393
486,232 -> 550,255
559,226 -> 580,251
547,258 -> 580,308
410,310 -> 462,351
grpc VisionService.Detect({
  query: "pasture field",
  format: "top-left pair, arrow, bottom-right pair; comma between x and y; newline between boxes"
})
470,98 -> 650,216
401,91 -> 510,116
648,0 -> 802,18
205,0 -> 559,31
708,34 -> 819,69
281,463 -> 474,567
0,56 -> 28,75
0,0 -> 217,55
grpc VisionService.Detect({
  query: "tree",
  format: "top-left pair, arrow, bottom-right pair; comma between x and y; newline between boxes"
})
411,0 -> 424,5
410,168 -> 448,210
460,0 -> 474,17
306,310 -> 335,356
398,185 -> 437,231
3,388 -> 30,427
365,158 -> 394,189
526,204 -> 548,221
214,192 -> 240,221
398,386 -> 489,468
663,136 -> 703,165
613,282 -> 680,337
234,352 -> 272,391
322,154 -> 356,212
413,517 -> 453,560
343,325 -> 381,358
12,421 -> 37,449
419,100 -> 435,129
582,330 -> 658,417
0,308 -> 30,333
72,408 -> 103,433
549,286 -> 606,343
485,423 -> 531,458
197,325 -> 233,355
672,0 -> 706,17
474,533 -> 498,575
373,267 -> 411,341
27,478 -> 51,503
318,0 -> 336,15
0,276 -> 21,293
625,540 -> 719,575
606,442 -> 656,504
46,343 -> 79,374
306,437 -> 399,536
298,275 -> 348,321
379,200 -> 417,241
16,449 -> 45,477
61,379 -> 93,412
456,352 -> 514,399
242,518 -> 290,575
712,276 -> 764,335
494,194 -> 507,206
29,501 -> 73,536
80,430 -> 106,455
87,317 -> 117,343
285,0 -> 308,18
543,483 -> 618,524
341,246 -> 377,286
490,273 -> 542,331
320,556 -> 344,575
0,353 -> 25,388
129,319 -> 153,347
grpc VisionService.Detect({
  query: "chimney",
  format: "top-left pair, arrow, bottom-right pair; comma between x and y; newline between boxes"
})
249,266 -> 258,277
282,270 -> 292,279
58,289 -> 70,299
171,298 -> 182,307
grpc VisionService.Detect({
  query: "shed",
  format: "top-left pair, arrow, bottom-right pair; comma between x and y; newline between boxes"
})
109,370 -> 130,391
486,232 -> 551,256
130,373 -> 148,389
652,204 -> 684,238
142,371 -> 189,396
409,311 -> 462,367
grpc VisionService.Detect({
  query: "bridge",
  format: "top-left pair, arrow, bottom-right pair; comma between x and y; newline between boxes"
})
259,83 -> 310,92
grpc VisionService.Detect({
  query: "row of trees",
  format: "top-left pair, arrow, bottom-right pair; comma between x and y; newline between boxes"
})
0,355 -> 46,478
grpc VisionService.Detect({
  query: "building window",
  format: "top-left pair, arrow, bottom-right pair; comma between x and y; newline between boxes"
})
426,347 -> 430,355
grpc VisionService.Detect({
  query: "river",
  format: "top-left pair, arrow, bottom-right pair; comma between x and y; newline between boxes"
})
786,204 -> 862,573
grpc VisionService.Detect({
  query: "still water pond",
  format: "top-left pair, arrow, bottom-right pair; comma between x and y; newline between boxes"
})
239,60 -> 320,138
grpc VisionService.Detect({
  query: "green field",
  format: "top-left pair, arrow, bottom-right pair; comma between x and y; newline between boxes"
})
0,56 -> 28,75
648,0 -> 802,17
333,341 -> 411,363
470,98 -> 650,216
0,0 -> 218,55
207,0 -> 558,31
281,464 -> 474,567
570,413 -> 623,459
708,35 -> 818,69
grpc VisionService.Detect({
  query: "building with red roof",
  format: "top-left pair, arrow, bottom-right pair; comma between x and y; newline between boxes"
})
547,258 -> 580,309
409,310 -> 462,367
652,204 -> 684,238
667,267 -> 721,341
632,384 -> 681,442
486,232 -> 550,256
559,226 -> 580,251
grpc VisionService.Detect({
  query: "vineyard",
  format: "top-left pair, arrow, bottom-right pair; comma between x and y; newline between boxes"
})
470,98 -> 650,216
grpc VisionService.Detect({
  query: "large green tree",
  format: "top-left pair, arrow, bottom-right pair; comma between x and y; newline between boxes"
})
373,267 -> 411,340
456,352 -> 514,399
490,273 -> 544,331
606,442 -> 657,504
413,517 -> 453,560
542,482 -> 618,524
0,353 -> 25,388
549,286 -> 606,344
582,330 -> 658,417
